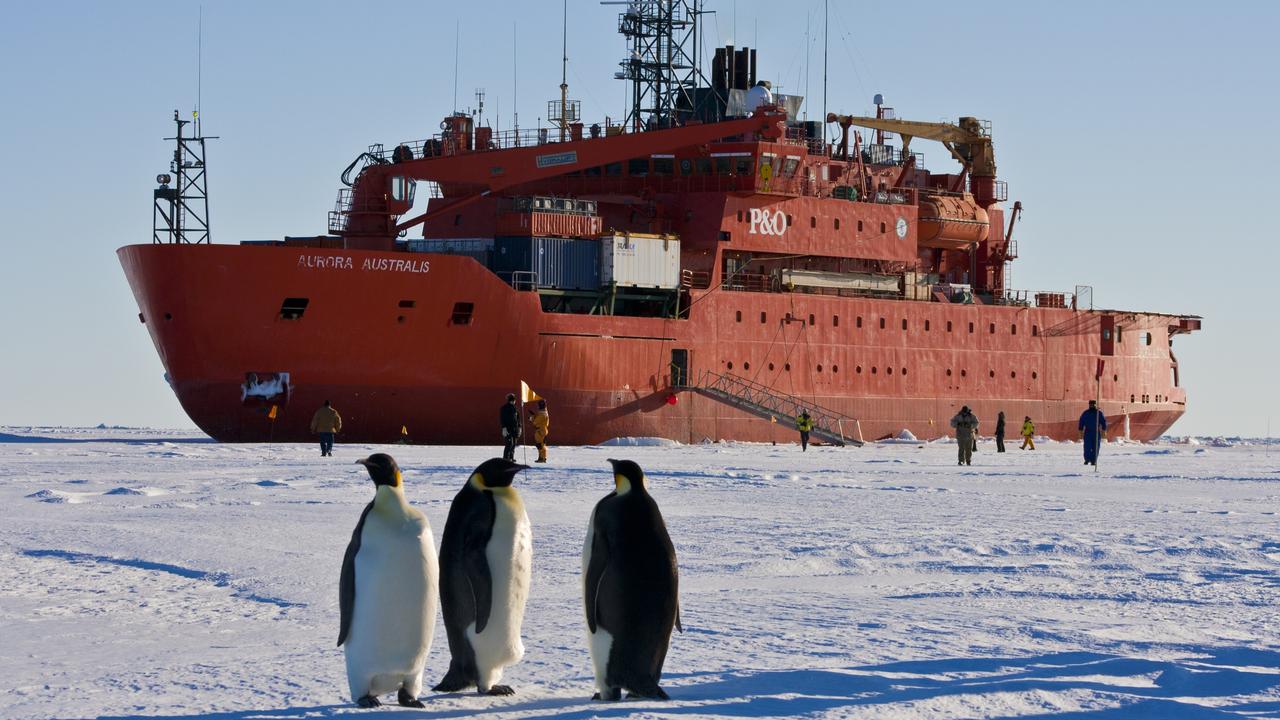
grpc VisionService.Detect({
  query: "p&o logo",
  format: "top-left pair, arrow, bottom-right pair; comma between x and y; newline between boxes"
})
748,208 -> 788,236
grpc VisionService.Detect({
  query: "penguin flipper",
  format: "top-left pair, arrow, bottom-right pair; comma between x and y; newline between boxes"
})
584,518 -> 610,634
337,501 -> 374,647
463,492 -> 496,633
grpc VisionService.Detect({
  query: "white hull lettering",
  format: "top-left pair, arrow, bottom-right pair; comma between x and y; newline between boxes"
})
748,208 -> 788,236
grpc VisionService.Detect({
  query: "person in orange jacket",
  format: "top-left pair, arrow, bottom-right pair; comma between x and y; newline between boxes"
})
529,399 -> 550,463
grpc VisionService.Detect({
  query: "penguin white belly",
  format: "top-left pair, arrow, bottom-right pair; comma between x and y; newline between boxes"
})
345,512 -> 438,699
582,509 -> 612,694
466,493 -> 531,688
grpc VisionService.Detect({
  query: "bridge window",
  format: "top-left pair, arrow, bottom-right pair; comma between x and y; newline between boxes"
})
715,157 -> 732,174
652,157 -> 673,175
696,157 -> 712,174
605,162 -> 623,176
450,301 -> 474,325
628,158 -> 649,176
735,157 -> 754,175
279,297 -> 309,320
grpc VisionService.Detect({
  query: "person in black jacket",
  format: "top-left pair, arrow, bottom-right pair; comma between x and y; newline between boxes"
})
500,393 -> 522,461
995,411 -> 1007,453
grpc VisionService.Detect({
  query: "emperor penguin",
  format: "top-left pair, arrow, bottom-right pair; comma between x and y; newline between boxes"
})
338,453 -> 439,708
433,458 -> 532,695
583,458 -> 682,701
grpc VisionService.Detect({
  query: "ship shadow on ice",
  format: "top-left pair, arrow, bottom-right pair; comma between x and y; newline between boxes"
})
95,647 -> 1280,719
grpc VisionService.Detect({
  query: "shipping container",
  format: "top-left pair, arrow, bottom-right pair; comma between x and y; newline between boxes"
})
599,232 -> 681,289
493,236 -> 600,290
406,238 -> 493,267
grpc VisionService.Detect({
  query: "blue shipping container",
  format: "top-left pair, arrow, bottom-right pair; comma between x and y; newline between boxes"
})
493,236 -> 600,290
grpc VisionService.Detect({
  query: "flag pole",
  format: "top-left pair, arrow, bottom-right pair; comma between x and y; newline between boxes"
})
1095,368 -> 1101,473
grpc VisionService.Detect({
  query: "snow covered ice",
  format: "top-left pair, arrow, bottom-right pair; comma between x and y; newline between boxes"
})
2,427 -> 1279,718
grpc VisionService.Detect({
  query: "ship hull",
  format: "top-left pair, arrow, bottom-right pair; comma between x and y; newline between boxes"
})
119,244 -> 1190,445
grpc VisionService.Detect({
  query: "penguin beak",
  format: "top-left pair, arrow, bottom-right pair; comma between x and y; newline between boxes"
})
354,458 -> 370,467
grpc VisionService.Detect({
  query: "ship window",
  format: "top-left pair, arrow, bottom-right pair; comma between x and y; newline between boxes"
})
1131,394 -> 1136,403
989,370 -> 996,378
727,361 -> 734,370
450,301 -> 475,325
735,310 -> 742,322
605,162 -> 623,176
784,362 -> 791,371
857,365 -> 863,374
735,157 -> 753,175
628,158 -> 649,176
1033,371 -> 1038,380
1011,324 -> 1017,335
719,230 -> 731,242
163,312 -> 172,321
947,320 -> 953,332
760,311 -> 767,323
810,216 -> 816,228
786,214 -> 793,227
809,313 -> 816,326
834,218 -> 841,230
279,297 -> 309,320
743,361 -> 751,370
961,369 -> 967,377
453,214 -> 462,226
1032,325 -> 1039,336
880,222 -> 887,233
584,165 -> 602,177
902,367 -> 908,376
1117,326 -> 1123,343
737,210 -> 744,222
782,157 -> 800,177
715,157 -> 732,174
1011,371 -> 1017,378
879,318 -> 886,329
871,366 -> 877,374
1145,332 -> 1153,345
901,319 -> 907,331
391,176 -> 407,202
397,315 -> 406,324
857,316 -> 863,328
833,315 -> 839,327
679,158 -> 693,176
857,220 -> 864,232
989,323 -> 996,334
832,365 -> 839,373
1114,374 -> 1119,382
968,322 -> 975,333
946,369 -> 952,376
768,362 -> 775,371
886,367 -> 893,375
398,299 -> 416,308
817,364 -> 823,372
653,157 -> 674,175
696,158 -> 712,175
925,320 -> 931,331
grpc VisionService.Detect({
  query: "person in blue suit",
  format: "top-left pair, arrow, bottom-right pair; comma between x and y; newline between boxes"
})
1078,400 -> 1108,466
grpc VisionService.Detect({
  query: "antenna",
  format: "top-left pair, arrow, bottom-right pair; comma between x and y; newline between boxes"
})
549,0 -> 579,141
513,23 -> 519,133
822,0 -> 828,142
452,19 -> 460,114
196,6 -> 202,135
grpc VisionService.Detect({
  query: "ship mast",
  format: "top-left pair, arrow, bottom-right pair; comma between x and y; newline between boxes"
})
153,110 -> 216,244
610,0 -> 711,131
550,0 -> 579,142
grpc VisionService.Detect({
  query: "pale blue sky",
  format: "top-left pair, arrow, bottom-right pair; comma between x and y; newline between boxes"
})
0,1 -> 1274,436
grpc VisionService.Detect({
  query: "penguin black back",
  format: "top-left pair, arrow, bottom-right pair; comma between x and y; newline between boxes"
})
584,458 -> 680,700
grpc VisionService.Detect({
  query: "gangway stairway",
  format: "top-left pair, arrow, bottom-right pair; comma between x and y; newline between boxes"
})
685,371 -> 864,447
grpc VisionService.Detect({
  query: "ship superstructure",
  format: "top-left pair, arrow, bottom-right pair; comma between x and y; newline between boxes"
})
120,1 -> 1199,445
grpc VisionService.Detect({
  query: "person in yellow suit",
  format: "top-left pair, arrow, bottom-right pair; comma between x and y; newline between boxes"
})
529,399 -> 550,463
1020,416 -> 1036,450
796,409 -> 814,451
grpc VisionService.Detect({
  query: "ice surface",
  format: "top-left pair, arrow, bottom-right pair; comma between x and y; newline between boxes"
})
2,427 -> 1280,718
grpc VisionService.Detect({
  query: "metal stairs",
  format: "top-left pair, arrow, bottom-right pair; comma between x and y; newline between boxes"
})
687,371 -> 863,447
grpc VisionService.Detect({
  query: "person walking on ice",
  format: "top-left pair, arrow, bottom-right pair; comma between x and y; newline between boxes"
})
795,409 -> 814,451
500,393 -> 521,462
995,411 -> 1007,453
1020,416 -> 1036,450
309,400 -> 342,456
950,406 -> 979,466
1079,400 -> 1108,466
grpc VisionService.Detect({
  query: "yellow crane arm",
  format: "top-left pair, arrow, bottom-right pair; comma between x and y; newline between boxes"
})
827,114 -> 996,177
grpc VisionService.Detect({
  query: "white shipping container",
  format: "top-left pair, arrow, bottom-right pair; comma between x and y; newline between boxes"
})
599,233 -> 681,289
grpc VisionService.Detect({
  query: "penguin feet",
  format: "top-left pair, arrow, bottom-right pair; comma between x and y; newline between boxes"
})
626,685 -> 671,701
592,688 -> 622,701
355,694 -> 381,708
397,688 -> 425,708
432,668 -> 473,693
483,685 -> 515,696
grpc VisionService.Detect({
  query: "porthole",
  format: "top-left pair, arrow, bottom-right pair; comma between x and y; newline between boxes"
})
727,361 -> 734,370
856,365 -> 863,374
946,369 -> 953,377
832,365 -> 839,373
871,366 -> 878,374
902,367 -> 908,376
961,369 -> 967,377
785,363 -> 791,371
397,315 -> 406,324
817,364 -> 823,372
887,367 -> 893,375
989,370 -> 996,378
1032,371 -> 1038,380
744,362 -> 751,371
768,362 -> 775,371
1113,374 -> 1119,382
1011,371 -> 1017,379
